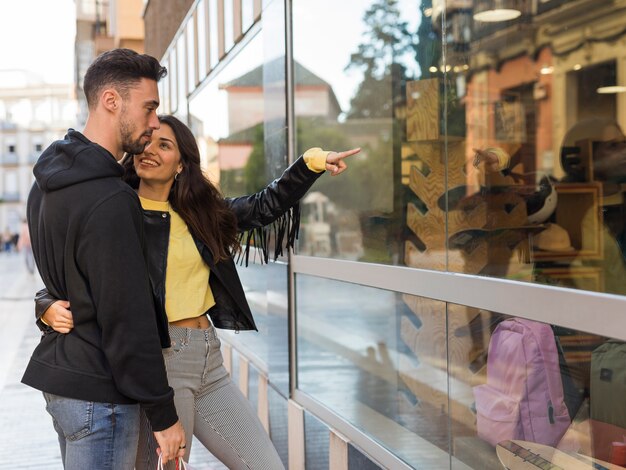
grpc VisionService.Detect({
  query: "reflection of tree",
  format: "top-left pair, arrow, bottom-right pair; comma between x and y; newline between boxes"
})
415,0 -> 440,80
219,168 -> 245,198
243,125 -> 266,194
295,117 -> 392,213
345,0 -> 416,119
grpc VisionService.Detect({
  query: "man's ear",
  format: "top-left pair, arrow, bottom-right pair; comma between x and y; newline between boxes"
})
101,89 -> 119,113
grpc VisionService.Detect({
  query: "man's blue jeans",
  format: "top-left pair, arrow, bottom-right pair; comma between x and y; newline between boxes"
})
43,392 -> 140,469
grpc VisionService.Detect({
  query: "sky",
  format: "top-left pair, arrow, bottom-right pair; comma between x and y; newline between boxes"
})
0,0 -> 76,86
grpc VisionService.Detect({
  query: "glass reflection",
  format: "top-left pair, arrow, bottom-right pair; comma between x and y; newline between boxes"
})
446,303 -> 626,469
293,0 -> 428,265
293,0 -> 626,297
188,33 -> 263,195
296,274 -> 451,468
188,29 -> 291,391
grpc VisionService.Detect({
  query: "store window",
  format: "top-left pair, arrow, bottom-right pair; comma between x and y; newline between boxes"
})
296,275 -> 450,468
186,19 -> 196,92
447,303 -> 623,470
176,34 -> 188,120
197,0 -> 208,79
224,0 -> 234,53
242,0 -> 254,33
209,0 -> 220,67
293,0 -> 437,267
296,274 -> 625,468
169,51 -> 177,114
188,33 -> 292,386
292,0 -> 626,298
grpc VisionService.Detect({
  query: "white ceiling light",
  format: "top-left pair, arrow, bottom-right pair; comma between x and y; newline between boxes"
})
597,86 -> 626,94
473,0 -> 521,22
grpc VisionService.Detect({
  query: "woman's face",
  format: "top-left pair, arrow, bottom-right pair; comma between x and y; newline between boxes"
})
133,123 -> 182,185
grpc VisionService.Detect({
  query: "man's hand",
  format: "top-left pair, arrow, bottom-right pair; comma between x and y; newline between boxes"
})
42,300 -> 73,333
154,420 -> 186,465
325,148 -> 361,176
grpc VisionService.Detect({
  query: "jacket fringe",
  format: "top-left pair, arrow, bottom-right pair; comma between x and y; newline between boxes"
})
235,203 -> 301,266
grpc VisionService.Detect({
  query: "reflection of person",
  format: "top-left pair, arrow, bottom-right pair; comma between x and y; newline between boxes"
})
22,49 -> 185,468
41,114 -> 360,469
560,118 -> 626,295
17,219 -> 34,274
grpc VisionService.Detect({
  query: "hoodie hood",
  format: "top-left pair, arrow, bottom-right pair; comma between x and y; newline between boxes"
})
34,129 -> 123,192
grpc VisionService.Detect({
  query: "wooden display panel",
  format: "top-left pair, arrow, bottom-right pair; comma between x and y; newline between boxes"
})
531,183 -> 603,261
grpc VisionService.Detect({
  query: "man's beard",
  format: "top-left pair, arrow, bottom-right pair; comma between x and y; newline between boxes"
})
120,113 -> 150,155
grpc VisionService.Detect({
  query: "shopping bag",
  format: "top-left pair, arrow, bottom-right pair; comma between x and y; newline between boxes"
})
156,455 -> 197,470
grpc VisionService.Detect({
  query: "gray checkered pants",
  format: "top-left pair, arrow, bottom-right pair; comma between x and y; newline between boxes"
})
135,325 -> 284,470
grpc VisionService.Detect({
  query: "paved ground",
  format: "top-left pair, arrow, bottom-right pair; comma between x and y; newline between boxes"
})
0,253 -> 227,469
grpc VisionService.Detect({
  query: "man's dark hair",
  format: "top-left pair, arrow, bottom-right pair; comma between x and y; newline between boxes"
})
83,48 -> 167,109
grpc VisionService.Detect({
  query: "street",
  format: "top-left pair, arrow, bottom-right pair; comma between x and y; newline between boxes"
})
0,253 -> 225,469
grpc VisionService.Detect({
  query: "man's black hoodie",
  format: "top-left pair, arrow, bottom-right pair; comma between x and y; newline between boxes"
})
22,129 -> 178,431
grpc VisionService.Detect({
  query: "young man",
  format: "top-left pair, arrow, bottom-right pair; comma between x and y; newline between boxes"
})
22,49 -> 185,468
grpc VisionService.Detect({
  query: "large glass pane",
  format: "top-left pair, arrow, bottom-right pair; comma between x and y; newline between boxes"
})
447,303 -> 626,469
209,0 -> 220,68
242,0 -> 254,33
189,29 -> 291,390
189,33 -> 263,196
186,18 -> 196,92
443,1 -> 626,297
293,1 -> 442,268
169,50 -> 177,114
296,274 -> 451,468
176,34 -> 188,121
196,0 -> 208,79
294,0 -> 626,298
224,0 -> 234,53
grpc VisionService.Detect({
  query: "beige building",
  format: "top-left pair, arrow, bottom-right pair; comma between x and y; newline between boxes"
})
74,0 -> 145,124
0,73 -> 77,233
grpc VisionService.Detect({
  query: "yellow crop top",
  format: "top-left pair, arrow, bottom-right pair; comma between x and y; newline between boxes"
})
137,149 -> 328,323
139,196 -> 216,322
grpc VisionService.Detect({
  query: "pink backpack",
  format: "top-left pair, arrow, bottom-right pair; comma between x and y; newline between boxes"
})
473,318 -> 571,447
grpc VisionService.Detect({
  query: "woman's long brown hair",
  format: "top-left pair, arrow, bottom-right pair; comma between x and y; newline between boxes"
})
122,114 -> 239,262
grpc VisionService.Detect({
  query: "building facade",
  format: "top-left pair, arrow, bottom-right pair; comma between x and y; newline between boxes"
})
143,0 -> 626,468
75,0 -> 146,125
0,74 -> 77,234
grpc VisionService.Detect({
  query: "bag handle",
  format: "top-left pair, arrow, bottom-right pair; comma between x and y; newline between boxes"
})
156,455 -> 188,470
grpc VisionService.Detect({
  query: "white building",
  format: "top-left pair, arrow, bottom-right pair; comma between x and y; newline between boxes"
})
0,71 -> 77,233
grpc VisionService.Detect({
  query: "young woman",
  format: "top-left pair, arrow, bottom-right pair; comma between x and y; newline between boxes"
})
37,114 -> 359,469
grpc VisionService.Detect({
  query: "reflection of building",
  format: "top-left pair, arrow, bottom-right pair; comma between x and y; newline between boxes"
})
216,59 -> 341,174
74,0 -> 145,125
220,59 -> 341,136
0,75 -> 77,232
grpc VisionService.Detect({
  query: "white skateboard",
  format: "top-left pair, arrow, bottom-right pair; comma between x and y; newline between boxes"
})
496,439 -> 624,469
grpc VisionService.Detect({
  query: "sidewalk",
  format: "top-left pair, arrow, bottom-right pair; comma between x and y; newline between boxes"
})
0,255 -> 226,469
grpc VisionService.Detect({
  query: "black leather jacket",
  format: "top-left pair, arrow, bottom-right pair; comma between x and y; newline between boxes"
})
36,156 -> 323,348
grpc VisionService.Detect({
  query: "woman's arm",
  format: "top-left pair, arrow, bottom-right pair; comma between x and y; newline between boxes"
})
35,288 -> 73,334
227,147 -> 359,265
228,148 -> 359,231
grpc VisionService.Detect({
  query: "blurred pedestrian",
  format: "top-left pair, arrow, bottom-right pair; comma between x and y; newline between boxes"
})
1,227 -> 12,253
17,219 -> 34,274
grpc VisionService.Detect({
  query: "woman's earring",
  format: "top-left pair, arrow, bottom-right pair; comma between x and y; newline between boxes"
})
174,172 -> 181,181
